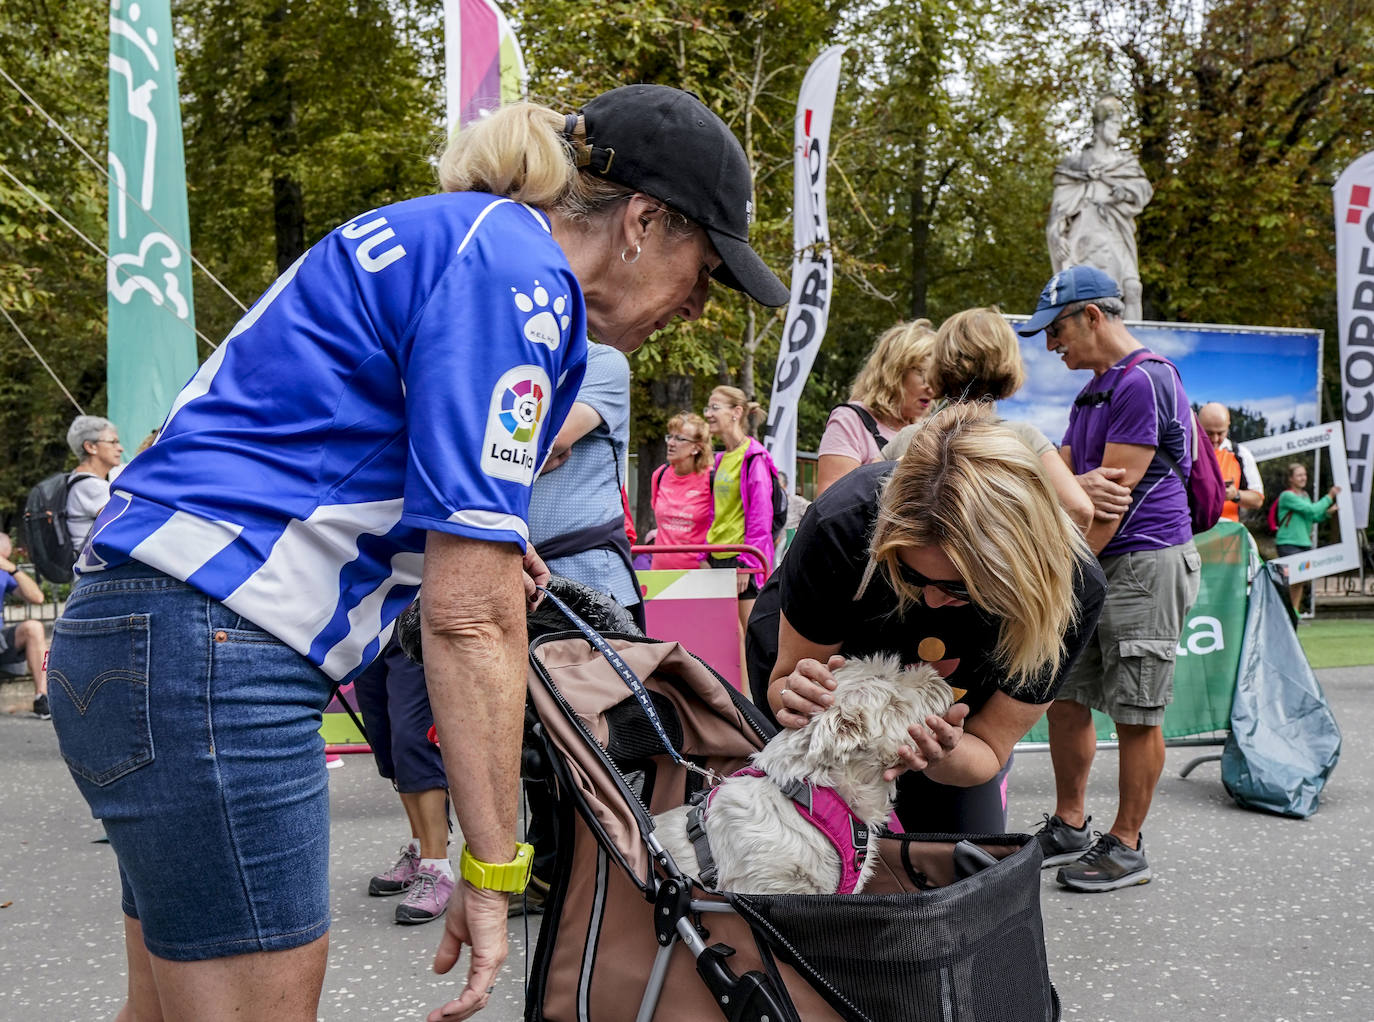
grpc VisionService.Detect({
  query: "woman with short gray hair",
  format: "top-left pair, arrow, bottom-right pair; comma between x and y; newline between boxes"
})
64,415 -> 122,554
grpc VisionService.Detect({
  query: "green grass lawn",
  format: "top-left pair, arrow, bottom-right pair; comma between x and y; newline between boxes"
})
1300,619 -> 1374,669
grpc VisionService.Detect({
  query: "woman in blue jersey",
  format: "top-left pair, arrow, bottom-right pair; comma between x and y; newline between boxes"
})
47,85 -> 787,1022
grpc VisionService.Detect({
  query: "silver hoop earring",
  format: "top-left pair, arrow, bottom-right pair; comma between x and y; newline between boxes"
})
621,244 -> 641,264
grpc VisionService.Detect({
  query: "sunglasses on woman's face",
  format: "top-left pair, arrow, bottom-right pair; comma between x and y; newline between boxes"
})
894,561 -> 972,602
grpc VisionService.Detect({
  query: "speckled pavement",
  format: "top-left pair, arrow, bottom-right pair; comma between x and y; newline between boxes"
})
1,665 -> 1369,1021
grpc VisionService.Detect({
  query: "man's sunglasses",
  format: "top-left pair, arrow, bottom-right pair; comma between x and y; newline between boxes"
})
893,560 -> 972,602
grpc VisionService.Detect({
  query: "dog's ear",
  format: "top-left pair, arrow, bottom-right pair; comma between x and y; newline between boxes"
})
901,663 -> 954,719
798,700 -> 871,775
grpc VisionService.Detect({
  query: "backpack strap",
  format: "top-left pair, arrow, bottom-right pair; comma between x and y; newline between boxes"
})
840,403 -> 885,446
1117,351 -> 1190,483
650,463 -> 667,506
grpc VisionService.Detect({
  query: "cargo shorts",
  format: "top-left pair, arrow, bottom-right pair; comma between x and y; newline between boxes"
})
1056,541 -> 1201,726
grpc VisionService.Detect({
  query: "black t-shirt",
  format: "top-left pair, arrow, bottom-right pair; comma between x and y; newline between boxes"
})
746,462 -> 1106,723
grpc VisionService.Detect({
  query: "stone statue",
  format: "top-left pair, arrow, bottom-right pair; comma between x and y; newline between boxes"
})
1046,95 -> 1153,319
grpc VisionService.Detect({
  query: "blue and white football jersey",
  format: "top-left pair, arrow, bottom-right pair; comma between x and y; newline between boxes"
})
80,192 -> 588,681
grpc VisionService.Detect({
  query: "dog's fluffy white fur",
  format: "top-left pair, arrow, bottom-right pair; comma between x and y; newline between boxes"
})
654,654 -> 952,895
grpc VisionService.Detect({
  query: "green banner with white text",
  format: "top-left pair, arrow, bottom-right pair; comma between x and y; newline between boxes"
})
1021,520 -> 1252,745
107,0 -> 198,452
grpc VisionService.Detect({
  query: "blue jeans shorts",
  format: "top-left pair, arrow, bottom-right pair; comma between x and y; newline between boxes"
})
48,562 -> 334,961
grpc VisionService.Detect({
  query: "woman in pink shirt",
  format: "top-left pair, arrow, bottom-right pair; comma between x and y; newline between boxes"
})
816,320 -> 936,496
649,413 -> 714,569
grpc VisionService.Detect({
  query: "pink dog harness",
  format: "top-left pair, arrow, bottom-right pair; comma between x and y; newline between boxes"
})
683,767 -> 871,894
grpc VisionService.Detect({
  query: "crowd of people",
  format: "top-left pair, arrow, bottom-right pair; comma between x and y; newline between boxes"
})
1,80 -> 1342,1022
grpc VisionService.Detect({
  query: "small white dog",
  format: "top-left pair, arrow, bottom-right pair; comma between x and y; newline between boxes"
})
653,654 -> 952,895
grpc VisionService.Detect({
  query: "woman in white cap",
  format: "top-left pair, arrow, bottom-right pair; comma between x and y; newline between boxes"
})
48,85 -> 786,1022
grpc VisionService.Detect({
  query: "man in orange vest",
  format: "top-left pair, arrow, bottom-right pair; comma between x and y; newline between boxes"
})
1198,403 -> 1263,522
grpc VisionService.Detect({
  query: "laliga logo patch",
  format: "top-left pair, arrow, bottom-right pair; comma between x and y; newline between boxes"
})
483,366 -> 552,484
511,281 -> 570,350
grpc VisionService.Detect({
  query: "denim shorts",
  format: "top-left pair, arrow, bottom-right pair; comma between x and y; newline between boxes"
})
48,562 -> 334,961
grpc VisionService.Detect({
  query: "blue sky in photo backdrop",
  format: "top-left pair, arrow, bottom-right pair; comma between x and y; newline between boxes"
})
1000,322 -> 1322,443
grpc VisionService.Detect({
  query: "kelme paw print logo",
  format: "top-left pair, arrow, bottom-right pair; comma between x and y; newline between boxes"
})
512,281 -> 571,350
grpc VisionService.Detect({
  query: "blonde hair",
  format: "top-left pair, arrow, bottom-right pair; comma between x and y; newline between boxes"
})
437,104 -> 695,235
850,320 -> 936,424
667,412 -> 712,473
710,386 -> 766,436
927,307 -> 1026,401
860,404 -> 1090,690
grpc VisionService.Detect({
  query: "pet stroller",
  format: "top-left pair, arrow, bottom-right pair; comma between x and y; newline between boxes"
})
521,587 -> 1062,1022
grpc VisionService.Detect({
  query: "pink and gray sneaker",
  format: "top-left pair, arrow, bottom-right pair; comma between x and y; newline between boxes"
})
395,865 -> 455,924
368,844 -> 421,897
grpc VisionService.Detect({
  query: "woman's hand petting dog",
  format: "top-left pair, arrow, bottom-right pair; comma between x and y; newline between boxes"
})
884,702 -> 970,781
771,654 -> 846,728
772,655 -> 970,781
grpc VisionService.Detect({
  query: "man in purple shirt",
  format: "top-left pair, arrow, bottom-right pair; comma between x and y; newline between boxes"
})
1016,266 -> 1200,892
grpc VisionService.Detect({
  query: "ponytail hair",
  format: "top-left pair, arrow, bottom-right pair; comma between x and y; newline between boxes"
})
711,386 -> 766,436
437,104 -> 694,233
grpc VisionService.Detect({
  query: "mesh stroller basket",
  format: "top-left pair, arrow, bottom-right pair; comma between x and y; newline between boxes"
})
524,630 -> 1060,1022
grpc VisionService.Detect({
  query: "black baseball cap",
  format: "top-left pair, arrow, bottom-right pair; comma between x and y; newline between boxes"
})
579,85 -> 790,308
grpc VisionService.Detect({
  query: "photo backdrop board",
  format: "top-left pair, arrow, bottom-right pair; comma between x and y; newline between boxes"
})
1003,321 -> 1322,446
1240,422 -> 1360,584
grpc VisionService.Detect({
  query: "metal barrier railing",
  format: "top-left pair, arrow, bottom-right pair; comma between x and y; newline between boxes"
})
630,543 -> 769,582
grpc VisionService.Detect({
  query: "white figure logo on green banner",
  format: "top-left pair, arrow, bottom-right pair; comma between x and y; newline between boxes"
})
107,0 -> 199,453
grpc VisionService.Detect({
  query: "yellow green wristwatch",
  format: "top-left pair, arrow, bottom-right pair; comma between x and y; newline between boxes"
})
459,842 -> 535,893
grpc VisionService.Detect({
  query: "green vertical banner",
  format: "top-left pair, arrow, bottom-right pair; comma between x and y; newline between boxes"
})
1021,521 -> 1252,745
107,0 -> 198,452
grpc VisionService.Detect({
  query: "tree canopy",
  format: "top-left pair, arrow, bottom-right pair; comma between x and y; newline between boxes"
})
1,0 -> 1369,534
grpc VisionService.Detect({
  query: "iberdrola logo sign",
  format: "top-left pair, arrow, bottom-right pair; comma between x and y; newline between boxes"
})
483,365 -> 551,485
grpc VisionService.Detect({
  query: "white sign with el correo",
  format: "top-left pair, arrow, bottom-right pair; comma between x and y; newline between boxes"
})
1241,421 -> 1360,584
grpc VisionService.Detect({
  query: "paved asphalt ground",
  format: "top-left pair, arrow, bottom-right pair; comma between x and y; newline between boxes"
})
2,665 -> 1370,1021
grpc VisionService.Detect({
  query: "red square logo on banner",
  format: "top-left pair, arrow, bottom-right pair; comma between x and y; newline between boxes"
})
1349,208 -> 1364,224
1352,184 -> 1371,207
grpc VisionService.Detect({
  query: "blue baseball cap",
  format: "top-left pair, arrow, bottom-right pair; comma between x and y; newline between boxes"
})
1017,266 -> 1123,336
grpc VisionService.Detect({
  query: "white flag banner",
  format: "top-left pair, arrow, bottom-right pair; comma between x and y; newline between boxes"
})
1334,149 -> 1374,529
763,45 -> 844,490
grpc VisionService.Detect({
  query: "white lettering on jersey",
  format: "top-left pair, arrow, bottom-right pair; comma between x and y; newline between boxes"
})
341,211 -> 406,273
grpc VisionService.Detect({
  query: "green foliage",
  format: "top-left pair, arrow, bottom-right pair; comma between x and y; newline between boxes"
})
175,0 -> 448,345
1,0 -> 1368,540
1081,0 -> 1374,334
0,0 -> 110,535
504,0 -> 844,521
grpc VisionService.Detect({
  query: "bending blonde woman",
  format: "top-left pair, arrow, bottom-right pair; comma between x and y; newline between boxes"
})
815,320 -> 935,496
917,306 -> 1095,531
746,403 -> 1106,833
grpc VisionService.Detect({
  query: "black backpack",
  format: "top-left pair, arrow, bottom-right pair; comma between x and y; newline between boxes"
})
711,448 -> 788,540
23,471 -> 96,584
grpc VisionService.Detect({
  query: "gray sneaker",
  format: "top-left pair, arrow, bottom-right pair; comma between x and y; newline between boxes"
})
368,844 -> 420,896
33,693 -> 51,720
1033,813 -> 1092,868
1056,832 -> 1151,892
